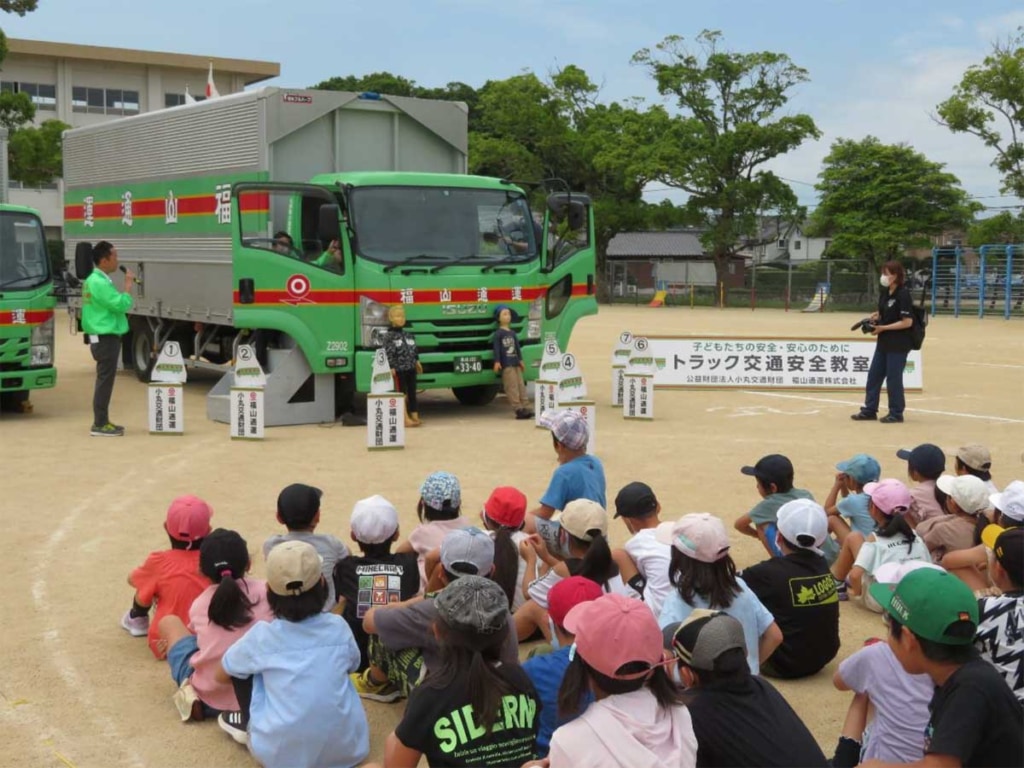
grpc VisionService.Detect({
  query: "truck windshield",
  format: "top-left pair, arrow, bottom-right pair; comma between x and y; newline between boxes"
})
349,186 -> 538,267
0,212 -> 49,290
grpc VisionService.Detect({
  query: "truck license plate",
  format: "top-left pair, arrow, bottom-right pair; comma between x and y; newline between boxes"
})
454,355 -> 482,374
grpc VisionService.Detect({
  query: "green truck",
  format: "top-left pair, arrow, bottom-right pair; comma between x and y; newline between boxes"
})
63,87 -> 597,425
0,202 -> 56,412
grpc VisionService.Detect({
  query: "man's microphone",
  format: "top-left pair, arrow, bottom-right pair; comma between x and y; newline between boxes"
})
118,265 -> 141,285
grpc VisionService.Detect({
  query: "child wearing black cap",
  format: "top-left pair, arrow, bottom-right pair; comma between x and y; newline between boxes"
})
611,481 -> 672,617
263,483 -> 350,611
734,454 -> 815,557
896,444 -> 946,527
863,568 -> 1024,768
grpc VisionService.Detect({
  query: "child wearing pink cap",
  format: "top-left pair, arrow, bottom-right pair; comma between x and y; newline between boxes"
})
539,593 -> 696,768
656,513 -> 782,675
830,479 -> 929,609
121,495 -> 214,659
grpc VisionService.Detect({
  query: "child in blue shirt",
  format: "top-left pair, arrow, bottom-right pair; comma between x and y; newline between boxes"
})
826,454 -> 881,541
219,541 -> 369,768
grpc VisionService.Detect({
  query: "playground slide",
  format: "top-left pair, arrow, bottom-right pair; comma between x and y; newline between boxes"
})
649,290 -> 667,307
801,282 -> 830,313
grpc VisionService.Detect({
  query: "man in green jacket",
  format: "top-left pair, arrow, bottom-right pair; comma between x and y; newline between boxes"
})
82,241 -> 133,436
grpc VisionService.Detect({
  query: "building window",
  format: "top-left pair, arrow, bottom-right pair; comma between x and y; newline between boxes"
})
72,85 -> 140,115
0,80 -> 57,110
778,239 -> 786,248
794,240 -> 802,250
165,92 -> 204,108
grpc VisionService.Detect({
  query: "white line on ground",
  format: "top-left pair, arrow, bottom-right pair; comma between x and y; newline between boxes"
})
963,362 -> 1024,370
745,391 -> 1024,424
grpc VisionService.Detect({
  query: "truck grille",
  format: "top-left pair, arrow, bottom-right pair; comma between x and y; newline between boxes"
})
0,337 -> 29,364
405,317 -> 526,354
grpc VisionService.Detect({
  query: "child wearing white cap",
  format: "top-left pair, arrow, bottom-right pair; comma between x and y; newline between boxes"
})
941,480 -> 1024,593
333,495 -> 419,673
917,475 -> 991,563
656,513 -> 783,675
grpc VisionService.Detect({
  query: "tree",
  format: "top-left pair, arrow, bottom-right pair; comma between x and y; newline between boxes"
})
629,31 -> 821,298
9,119 -> 68,186
936,30 -> 1024,198
966,211 -> 1024,246
808,137 -> 978,267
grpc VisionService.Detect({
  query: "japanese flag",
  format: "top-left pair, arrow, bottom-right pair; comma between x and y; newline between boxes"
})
206,62 -> 221,99
184,85 -> 197,105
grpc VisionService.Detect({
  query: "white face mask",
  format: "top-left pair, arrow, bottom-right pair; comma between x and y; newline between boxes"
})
880,274 -> 891,288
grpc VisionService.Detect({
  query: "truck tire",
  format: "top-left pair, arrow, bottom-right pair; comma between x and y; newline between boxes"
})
130,323 -> 156,382
452,384 -> 499,407
0,390 -> 32,413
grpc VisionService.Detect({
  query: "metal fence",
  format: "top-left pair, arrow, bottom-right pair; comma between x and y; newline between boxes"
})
930,246 -> 1024,319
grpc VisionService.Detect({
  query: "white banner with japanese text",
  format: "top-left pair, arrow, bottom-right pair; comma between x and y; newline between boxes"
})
645,336 -> 923,391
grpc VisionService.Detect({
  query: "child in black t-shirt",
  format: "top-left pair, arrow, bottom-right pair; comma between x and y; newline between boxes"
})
864,568 -> 1024,768
333,495 -> 419,672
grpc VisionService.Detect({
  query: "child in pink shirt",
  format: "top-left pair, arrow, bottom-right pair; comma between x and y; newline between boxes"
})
395,471 -> 467,589
156,528 -> 273,720
121,495 -> 213,658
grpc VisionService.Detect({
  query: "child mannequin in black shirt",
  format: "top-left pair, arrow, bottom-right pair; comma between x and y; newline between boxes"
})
492,305 -> 533,420
382,305 -> 422,427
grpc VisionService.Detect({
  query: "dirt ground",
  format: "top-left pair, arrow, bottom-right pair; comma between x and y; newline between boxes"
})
1,305 -> 1021,768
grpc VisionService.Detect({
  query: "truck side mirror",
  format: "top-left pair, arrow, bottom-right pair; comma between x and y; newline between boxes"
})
74,242 -> 93,280
318,204 -> 342,244
238,278 -> 255,305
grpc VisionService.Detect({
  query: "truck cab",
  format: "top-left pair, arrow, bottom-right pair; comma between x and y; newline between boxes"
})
0,204 -> 56,411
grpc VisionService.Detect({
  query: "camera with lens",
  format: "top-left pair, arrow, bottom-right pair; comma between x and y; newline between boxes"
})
850,318 -> 876,334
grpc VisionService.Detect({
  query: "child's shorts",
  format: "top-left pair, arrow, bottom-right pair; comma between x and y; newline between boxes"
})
166,634 -> 200,686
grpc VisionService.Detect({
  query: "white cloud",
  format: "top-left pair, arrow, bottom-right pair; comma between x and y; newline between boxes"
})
975,10 -> 1024,42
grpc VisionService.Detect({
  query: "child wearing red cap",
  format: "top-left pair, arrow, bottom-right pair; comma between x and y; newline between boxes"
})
479,486 -> 532,611
121,495 -> 214,659
540,593 -> 696,768
521,576 -> 603,757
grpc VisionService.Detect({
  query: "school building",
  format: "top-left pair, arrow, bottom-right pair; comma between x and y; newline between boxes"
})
2,38 -> 279,236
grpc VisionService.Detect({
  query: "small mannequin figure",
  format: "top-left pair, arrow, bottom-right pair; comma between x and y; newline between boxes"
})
382,305 -> 422,427
493,304 -> 534,420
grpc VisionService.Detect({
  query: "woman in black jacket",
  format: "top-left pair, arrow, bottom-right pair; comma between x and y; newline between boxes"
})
851,261 -> 914,424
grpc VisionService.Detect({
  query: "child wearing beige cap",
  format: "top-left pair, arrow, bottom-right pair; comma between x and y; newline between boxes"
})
954,444 -> 998,494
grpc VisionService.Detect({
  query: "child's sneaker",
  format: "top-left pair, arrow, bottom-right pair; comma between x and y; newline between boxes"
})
120,610 -> 149,637
833,576 -> 849,601
172,680 -> 204,722
349,669 -> 402,702
218,711 -> 248,744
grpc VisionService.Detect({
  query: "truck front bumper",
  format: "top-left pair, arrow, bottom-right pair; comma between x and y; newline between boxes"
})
0,366 -> 57,392
354,344 -> 542,393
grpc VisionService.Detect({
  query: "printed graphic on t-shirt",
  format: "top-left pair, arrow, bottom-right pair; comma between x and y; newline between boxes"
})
788,573 -> 839,607
433,692 -> 537,764
356,565 -> 408,618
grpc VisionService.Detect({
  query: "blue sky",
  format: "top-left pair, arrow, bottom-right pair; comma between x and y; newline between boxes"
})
5,0 -> 1023,211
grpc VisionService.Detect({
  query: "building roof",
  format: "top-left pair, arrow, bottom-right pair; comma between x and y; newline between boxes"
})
8,38 -> 279,85
606,230 -> 707,259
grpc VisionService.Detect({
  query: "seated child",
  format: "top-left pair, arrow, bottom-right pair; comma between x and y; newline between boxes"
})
521,576 -> 602,757
611,481 -> 672,617
479,486 -> 533,611
263,483 -> 350,610
734,454 -> 814,557
374,577 -> 541,768
976,525 -> 1024,703
122,495 -> 213,659
830,562 -> 937,767
824,453 -> 881,541
831,479 -> 930,608
220,541 -> 369,768
918,475 -> 991,563
941,480 -> 1024,592
895,444 -> 946,526
156,529 -> 273,721
395,471 -> 467,590
867,567 -> 1023,768
955,444 -> 998,494
332,495 -> 419,671
658,513 -> 783,675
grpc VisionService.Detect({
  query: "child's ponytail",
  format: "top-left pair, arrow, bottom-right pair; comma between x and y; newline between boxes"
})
576,531 -> 618,589
200,529 -> 256,630
877,509 -> 917,553
490,527 -> 519,609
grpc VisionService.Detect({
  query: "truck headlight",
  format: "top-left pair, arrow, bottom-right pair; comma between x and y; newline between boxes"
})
360,296 -> 391,347
30,317 -> 54,366
526,296 -> 543,339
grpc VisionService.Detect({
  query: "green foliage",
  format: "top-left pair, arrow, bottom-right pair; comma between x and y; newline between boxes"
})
967,211 -> 1024,246
937,30 -> 1024,198
9,119 -> 69,185
0,1 -> 37,15
809,136 -> 977,266
0,89 -> 33,131
629,31 -> 820,297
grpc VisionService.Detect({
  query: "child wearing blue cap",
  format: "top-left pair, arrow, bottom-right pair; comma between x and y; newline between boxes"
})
826,453 -> 882,541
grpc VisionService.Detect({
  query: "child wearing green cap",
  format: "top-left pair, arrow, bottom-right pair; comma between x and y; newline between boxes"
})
863,568 -> 1023,768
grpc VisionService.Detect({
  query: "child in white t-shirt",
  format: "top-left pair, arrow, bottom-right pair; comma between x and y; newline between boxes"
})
611,481 -> 672,617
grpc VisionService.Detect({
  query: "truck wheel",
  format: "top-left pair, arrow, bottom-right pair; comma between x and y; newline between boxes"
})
452,384 -> 499,407
0,390 -> 32,413
131,324 -> 156,382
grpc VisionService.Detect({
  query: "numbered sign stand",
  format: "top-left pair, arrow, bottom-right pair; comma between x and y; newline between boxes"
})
230,345 -> 267,440
560,400 -> 597,454
367,349 -> 406,450
623,337 -> 655,420
557,352 -> 588,403
611,331 -> 633,408
148,341 -> 187,435
535,337 -> 562,427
